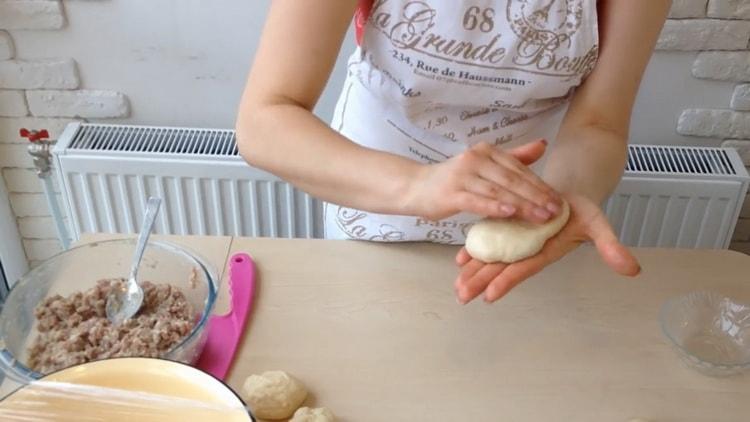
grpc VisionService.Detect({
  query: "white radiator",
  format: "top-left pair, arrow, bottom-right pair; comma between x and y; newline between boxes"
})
606,145 -> 748,248
53,123 -> 749,249
53,123 -> 323,240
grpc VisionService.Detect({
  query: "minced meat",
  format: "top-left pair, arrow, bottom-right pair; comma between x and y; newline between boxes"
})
27,279 -> 196,374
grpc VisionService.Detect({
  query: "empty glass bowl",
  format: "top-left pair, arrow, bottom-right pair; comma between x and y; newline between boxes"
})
660,291 -> 750,377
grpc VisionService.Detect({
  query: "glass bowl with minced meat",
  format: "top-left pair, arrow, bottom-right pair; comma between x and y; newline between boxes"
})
0,239 -> 217,381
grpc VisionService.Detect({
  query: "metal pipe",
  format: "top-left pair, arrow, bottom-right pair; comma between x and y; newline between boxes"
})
23,130 -> 71,251
41,177 -> 70,250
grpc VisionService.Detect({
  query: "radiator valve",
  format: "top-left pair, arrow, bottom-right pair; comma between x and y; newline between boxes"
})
20,129 -> 53,178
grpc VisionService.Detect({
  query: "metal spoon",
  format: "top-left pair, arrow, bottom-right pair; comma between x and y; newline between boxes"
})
106,197 -> 162,325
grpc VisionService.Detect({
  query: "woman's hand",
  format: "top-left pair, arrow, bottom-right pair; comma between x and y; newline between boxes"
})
406,140 -> 563,223
454,193 -> 641,304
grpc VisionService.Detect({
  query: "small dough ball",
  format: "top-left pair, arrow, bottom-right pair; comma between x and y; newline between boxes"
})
241,370 -> 308,420
289,407 -> 336,422
466,200 -> 570,263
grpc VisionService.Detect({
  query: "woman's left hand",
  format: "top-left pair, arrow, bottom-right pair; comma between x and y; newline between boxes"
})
454,193 -> 641,304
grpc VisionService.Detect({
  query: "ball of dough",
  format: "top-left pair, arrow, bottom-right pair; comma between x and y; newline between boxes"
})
289,407 -> 336,422
241,370 -> 308,420
466,200 -> 570,263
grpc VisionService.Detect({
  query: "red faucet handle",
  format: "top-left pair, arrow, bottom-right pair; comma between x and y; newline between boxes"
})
19,128 -> 50,142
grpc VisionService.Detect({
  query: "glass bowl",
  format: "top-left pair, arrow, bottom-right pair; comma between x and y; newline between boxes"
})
0,357 -> 255,421
660,291 -> 750,377
0,239 -> 217,382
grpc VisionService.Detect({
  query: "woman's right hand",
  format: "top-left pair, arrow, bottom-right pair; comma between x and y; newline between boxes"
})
405,140 -> 563,223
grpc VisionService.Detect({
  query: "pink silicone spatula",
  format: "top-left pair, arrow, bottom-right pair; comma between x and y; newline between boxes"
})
196,253 -> 256,380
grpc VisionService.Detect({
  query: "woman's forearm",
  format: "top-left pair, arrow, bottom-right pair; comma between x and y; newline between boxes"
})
236,102 -> 422,215
235,1 -> 426,216
541,0 -> 669,205
542,124 -> 628,204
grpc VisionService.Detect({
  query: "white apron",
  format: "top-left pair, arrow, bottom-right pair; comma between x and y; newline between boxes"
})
325,0 -> 599,243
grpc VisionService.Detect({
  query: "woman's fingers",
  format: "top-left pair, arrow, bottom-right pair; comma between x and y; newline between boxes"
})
586,212 -> 641,276
452,191 -> 515,218
505,139 -> 547,165
455,247 -> 472,265
463,177 -> 496,198
473,173 -> 554,224
458,260 -> 508,303
463,178 -> 552,223
454,258 -> 484,297
455,260 -> 507,304
474,160 -> 558,218
483,236 -> 577,302
459,142 -> 562,222
491,150 -> 562,207
463,177 -> 526,216
479,207 -> 640,302
498,139 -> 562,206
458,197 -> 641,305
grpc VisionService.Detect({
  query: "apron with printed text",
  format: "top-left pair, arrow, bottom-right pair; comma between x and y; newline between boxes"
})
325,0 -> 599,243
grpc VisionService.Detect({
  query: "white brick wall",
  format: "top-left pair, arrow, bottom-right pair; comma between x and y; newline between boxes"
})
18,216 -> 68,240
0,90 -> 28,116
0,143 -> 33,168
0,30 -> 13,60
2,168 -> 58,193
677,109 -> 750,138
23,239 -> 62,261
669,0 -> 709,18
661,5 -> 750,254
0,2 -> 135,269
9,193 -> 59,217
656,19 -> 750,51
708,0 -> 750,19
0,1 -> 65,30
693,52 -> 750,81
0,119 -> 72,250
731,84 -> 750,111
27,90 -> 129,118
0,59 -> 79,89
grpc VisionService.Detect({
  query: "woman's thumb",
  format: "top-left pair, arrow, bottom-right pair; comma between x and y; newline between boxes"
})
588,211 -> 641,276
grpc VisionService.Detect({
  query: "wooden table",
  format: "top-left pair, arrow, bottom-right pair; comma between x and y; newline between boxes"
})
79,236 -> 750,420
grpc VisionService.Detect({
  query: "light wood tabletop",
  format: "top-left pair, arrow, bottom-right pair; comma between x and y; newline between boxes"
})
221,238 -> 750,422
70,234 -> 750,421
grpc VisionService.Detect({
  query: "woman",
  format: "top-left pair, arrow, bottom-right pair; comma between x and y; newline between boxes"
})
236,1 -> 669,304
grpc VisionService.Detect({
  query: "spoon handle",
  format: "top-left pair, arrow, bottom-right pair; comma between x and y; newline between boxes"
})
129,197 -> 162,280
